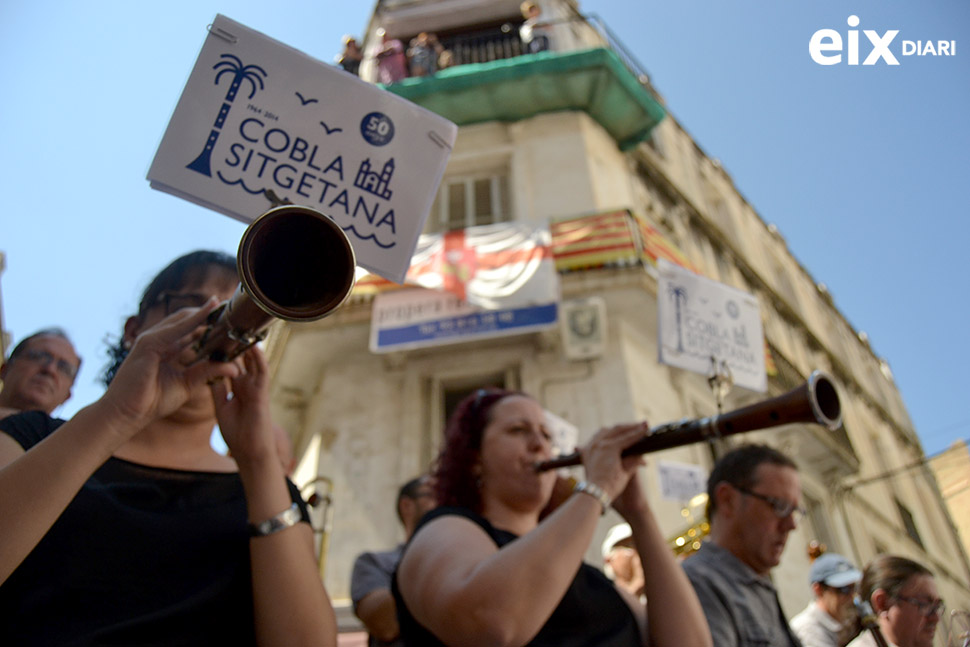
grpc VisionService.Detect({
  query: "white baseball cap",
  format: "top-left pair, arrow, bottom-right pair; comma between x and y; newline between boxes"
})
601,523 -> 633,558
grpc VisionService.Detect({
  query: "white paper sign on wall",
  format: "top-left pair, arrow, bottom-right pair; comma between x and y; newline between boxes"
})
657,259 -> 766,392
657,460 -> 708,503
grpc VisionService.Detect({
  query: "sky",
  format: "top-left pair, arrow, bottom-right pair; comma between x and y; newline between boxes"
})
1,1 -> 968,457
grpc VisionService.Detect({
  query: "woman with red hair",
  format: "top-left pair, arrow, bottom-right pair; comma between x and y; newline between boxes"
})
392,388 -> 711,647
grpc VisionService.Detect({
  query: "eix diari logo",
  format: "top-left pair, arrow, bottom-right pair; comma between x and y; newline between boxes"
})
809,15 -> 956,65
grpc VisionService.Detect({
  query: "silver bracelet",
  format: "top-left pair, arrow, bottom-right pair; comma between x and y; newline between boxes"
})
248,503 -> 302,537
573,481 -> 611,515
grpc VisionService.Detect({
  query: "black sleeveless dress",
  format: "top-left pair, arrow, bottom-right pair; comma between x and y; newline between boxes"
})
392,506 -> 641,646
0,411 -> 309,646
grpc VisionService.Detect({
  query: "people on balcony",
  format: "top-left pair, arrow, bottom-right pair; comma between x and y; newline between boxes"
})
408,32 -> 444,77
375,28 -> 409,84
520,1 -> 553,53
337,35 -> 363,76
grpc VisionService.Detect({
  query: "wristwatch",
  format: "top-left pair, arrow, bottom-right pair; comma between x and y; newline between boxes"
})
573,480 -> 611,515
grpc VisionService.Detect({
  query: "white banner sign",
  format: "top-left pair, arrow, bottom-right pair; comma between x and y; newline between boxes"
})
369,222 -> 560,352
370,288 -> 557,353
657,460 -> 708,503
657,259 -> 767,392
148,14 -> 457,283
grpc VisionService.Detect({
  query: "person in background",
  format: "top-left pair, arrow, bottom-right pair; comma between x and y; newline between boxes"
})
407,32 -> 443,77
437,48 -> 454,70
0,250 -> 336,646
337,35 -> 363,76
0,327 -> 80,420
392,387 -> 712,647
847,554 -> 942,647
602,522 -> 646,602
790,552 -> 863,647
519,1 -> 553,53
351,475 -> 437,647
375,28 -> 408,84
682,443 -> 804,647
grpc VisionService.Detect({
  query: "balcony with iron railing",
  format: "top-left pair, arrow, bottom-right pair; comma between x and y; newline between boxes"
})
439,23 -> 528,66
365,12 -> 661,101
366,12 -> 666,152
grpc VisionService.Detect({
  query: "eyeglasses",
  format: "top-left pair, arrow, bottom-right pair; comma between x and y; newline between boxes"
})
21,348 -> 78,379
155,292 -> 211,316
896,595 -> 945,617
735,486 -> 805,521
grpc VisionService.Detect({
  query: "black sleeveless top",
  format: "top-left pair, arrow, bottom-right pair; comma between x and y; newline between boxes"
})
391,506 -> 641,647
0,411 -> 309,647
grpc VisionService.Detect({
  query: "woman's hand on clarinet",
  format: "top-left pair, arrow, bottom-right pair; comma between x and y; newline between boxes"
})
100,299 -> 242,433
579,421 -> 650,502
612,469 -> 651,522
209,345 -> 277,468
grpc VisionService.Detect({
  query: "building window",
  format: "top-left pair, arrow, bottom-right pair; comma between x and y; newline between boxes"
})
425,368 -> 520,465
714,245 -> 736,286
442,377 -> 508,425
894,497 -> 925,549
770,256 -> 798,308
688,222 -> 717,277
645,130 -> 665,157
427,172 -> 512,233
803,492 -> 837,552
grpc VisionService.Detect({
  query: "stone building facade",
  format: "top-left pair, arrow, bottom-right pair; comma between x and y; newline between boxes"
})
264,0 -> 970,640
930,440 -> 970,566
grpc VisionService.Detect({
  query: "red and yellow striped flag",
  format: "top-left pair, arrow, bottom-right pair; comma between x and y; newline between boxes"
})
550,211 -> 638,270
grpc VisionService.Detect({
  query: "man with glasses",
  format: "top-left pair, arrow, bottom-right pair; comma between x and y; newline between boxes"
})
847,554 -> 943,647
683,443 -> 805,647
0,328 -> 80,420
790,552 -> 863,647
351,475 -> 437,647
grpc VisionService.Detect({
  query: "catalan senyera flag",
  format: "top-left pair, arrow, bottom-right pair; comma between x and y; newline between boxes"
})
550,211 -> 638,271
635,216 -> 701,273
764,341 -> 778,377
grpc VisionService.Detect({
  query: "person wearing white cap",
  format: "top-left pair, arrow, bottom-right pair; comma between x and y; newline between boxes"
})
602,522 -> 646,601
790,552 -> 863,647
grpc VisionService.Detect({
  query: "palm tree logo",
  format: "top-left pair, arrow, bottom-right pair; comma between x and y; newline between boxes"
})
668,284 -> 688,352
186,54 -> 268,177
